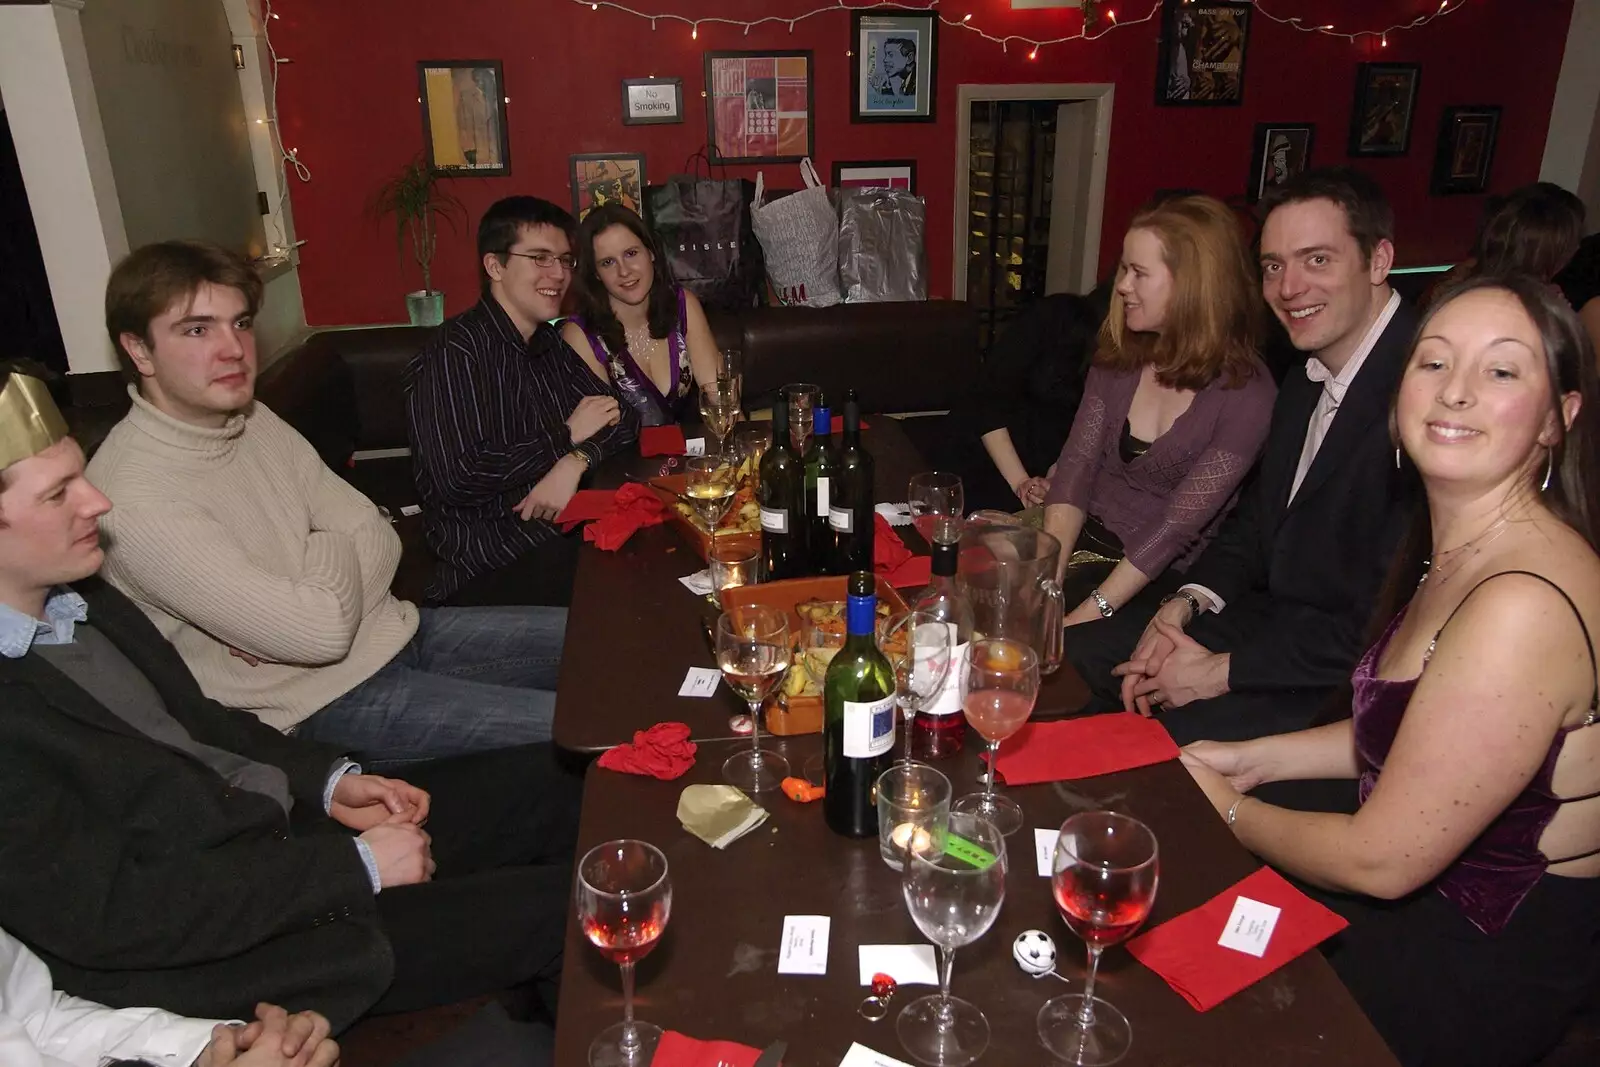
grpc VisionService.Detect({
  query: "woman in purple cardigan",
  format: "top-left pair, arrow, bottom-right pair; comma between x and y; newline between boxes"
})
1044,195 -> 1276,626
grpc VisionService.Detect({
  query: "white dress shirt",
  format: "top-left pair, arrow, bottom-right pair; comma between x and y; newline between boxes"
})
0,928 -> 222,1067
1181,290 -> 1402,614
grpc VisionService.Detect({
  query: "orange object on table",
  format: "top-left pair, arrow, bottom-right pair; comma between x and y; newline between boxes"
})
781,777 -> 825,803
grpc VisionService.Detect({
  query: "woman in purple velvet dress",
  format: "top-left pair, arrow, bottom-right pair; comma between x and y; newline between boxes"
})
562,204 -> 718,427
1044,196 -> 1276,625
1183,276 -> 1600,1067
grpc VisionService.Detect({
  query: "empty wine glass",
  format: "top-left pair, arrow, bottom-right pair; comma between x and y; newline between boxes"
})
785,383 -> 820,453
732,426 -> 771,488
683,456 -> 737,530
908,472 -> 965,545
951,639 -> 1038,836
699,379 -> 741,457
877,610 -> 953,766
577,840 -> 673,1067
716,605 -> 791,792
897,811 -> 1008,1067
1038,812 -> 1160,1066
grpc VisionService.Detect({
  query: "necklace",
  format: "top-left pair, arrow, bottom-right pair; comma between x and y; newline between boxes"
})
1422,515 -> 1515,586
623,321 -> 657,359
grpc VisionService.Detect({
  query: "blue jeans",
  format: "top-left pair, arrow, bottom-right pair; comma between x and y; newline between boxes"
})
296,606 -> 565,769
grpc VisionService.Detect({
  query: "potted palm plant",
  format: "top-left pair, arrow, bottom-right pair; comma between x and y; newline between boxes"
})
372,155 -> 464,326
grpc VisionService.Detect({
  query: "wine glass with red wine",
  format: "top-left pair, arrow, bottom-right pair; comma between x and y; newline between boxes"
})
951,638 -> 1038,836
1037,812 -> 1159,1066
577,839 -> 673,1067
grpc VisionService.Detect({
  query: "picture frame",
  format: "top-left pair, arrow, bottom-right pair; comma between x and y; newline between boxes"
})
704,50 -> 815,164
1247,123 -> 1314,203
832,159 -> 918,193
417,60 -> 510,177
1431,106 -> 1501,195
1349,63 -> 1422,157
1155,1 -> 1252,107
621,77 -> 683,126
569,153 -> 647,222
850,10 -> 937,122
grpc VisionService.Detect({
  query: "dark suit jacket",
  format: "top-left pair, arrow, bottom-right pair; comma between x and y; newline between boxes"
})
0,578 -> 393,1029
1186,297 -> 1420,692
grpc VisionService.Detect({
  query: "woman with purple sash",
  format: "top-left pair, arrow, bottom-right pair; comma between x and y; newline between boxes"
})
562,204 -> 719,427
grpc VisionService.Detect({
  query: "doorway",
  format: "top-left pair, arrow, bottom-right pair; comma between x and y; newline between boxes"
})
954,84 -> 1113,351
0,104 -> 67,374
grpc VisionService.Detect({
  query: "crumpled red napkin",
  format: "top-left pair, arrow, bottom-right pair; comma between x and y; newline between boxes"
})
640,425 -> 688,456
649,1030 -> 760,1067
583,483 -> 668,550
554,489 -> 617,532
1125,866 -> 1349,1012
994,714 -> 1180,785
597,722 -> 698,779
873,514 -> 932,588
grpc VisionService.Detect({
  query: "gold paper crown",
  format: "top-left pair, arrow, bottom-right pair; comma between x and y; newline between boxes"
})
0,372 -> 69,471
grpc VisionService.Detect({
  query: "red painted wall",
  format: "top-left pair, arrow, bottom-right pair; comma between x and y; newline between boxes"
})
273,0 -> 1574,326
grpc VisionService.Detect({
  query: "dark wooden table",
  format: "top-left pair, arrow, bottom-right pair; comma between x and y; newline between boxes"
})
552,735 -> 1399,1067
553,417 -> 1088,753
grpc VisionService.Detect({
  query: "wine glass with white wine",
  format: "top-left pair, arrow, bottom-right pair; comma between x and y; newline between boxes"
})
716,605 -> 791,793
699,379 -> 741,457
682,456 -> 737,531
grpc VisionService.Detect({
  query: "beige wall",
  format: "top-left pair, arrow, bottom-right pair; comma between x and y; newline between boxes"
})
80,0 -> 263,254
1543,0 -> 1600,233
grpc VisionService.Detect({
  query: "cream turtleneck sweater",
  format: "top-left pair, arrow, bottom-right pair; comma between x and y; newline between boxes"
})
87,389 -> 418,731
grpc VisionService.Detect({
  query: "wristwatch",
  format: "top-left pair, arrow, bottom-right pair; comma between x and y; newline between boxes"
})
1160,589 -> 1203,620
1090,588 -> 1114,618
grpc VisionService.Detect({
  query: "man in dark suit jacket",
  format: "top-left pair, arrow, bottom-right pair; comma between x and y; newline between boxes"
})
1067,168 -> 1417,744
0,370 -> 579,1033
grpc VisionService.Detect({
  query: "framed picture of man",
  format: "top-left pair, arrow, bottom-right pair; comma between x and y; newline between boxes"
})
851,11 -> 937,122
417,60 -> 510,176
1432,106 -> 1501,195
1155,1 -> 1251,106
1349,63 -> 1421,157
705,50 -> 815,164
832,159 -> 917,193
1248,123 -> 1314,202
569,154 -> 646,222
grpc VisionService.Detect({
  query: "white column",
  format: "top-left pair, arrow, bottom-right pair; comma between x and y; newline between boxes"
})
1541,0 -> 1600,230
0,0 -> 128,375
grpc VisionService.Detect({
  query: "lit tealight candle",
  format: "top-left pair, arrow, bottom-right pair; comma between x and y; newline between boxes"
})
890,822 -> 934,856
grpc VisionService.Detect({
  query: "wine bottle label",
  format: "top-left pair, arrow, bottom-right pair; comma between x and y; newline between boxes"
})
815,476 -> 830,516
842,695 -> 896,758
924,638 -> 970,717
760,507 -> 788,533
830,505 -> 853,533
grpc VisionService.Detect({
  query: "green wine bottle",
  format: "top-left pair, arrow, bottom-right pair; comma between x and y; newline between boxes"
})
759,398 -> 806,579
830,392 -> 875,574
802,397 -> 838,576
823,571 -> 897,837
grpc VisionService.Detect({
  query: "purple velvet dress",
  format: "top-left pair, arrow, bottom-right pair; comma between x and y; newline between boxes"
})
575,286 -> 692,427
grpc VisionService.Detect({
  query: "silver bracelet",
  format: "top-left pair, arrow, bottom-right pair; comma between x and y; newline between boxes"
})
1227,796 -> 1247,827
1090,588 -> 1114,618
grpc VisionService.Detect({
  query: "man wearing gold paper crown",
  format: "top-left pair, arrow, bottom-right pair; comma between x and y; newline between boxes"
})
84,240 -> 567,769
0,362 -> 579,1035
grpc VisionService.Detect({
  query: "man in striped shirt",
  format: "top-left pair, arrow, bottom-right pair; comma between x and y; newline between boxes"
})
405,197 -> 638,605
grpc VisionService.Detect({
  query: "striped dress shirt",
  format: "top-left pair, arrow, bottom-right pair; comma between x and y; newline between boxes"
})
405,295 -> 638,599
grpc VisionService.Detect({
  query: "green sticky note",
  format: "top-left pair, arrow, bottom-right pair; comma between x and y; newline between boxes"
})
943,833 -> 998,870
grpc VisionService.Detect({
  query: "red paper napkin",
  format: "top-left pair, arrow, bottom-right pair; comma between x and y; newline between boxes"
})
993,714 -> 1180,785
640,425 -> 688,457
649,1030 -> 760,1067
887,556 -> 932,588
597,722 -> 698,779
872,513 -> 932,588
583,483 -> 668,551
1126,866 -> 1349,1011
554,489 -> 617,531
828,415 -> 871,435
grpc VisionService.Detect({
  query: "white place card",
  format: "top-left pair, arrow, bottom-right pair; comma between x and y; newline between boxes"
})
678,569 -> 716,596
678,666 -> 721,698
838,1043 -> 915,1067
874,502 -> 912,527
1217,895 -> 1282,958
685,437 -> 707,457
857,944 -> 938,986
1034,827 -> 1060,877
778,915 -> 830,975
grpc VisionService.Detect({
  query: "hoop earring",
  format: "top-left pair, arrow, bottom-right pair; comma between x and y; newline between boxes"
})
1395,446 -> 1402,471
1542,449 -> 1554,493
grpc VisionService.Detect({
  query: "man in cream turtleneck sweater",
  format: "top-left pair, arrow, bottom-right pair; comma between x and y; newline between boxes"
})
87,241 -> 566,767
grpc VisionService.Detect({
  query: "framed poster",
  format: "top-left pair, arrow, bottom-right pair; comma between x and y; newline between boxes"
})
1432,106 -> 1501,194
1247,123 -> 1314,202
417,60 -> 510,176
1349,63 -> 1422,157
850,11 -> 937,122
832,159 -> 917,193
622,77 -> 683,125
569,153 -> 646,222
1156,1 -> 1251,106
704,50 -> 814,164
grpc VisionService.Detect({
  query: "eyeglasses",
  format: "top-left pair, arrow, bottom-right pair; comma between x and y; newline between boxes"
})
503,250 -> 577,272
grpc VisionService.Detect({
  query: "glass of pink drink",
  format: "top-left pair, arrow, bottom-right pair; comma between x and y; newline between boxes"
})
1037,812 -> 1159,1065
577,840 -> 673,1067
950,638 -> 1038,836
